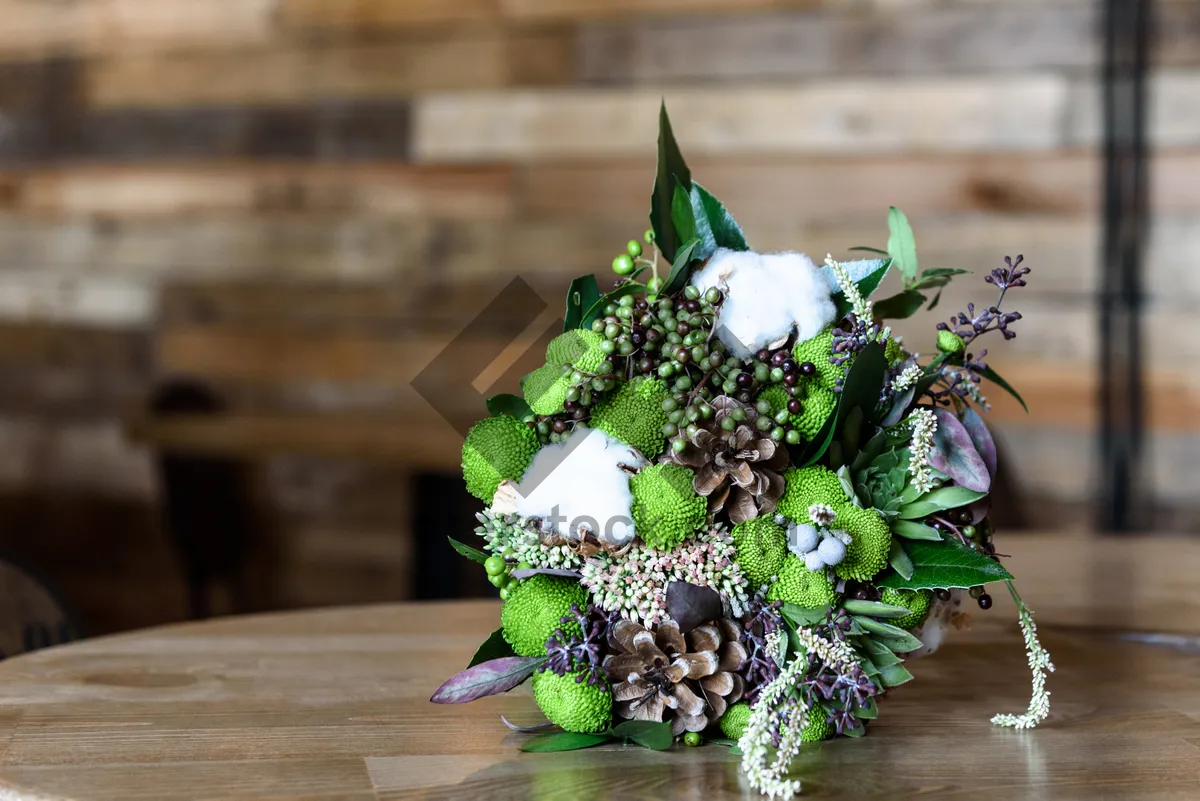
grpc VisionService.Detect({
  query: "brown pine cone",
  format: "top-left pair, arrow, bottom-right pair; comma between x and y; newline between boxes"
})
665,396 -> 787,524
604,617 -> 748,735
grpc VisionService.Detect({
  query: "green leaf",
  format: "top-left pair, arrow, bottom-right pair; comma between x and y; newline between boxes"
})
854,697 -> 879,720
886,207 -> 918,287
853,615 -> 915,642
888,539 -> 914,581
780,603 -> 831,628
877,539 -> 1015,591
662,237 -> 702,295
861,638 -> 903,667
612,720 -> 674,750
521,731 -> 612,752
920,267 -> 971,279
690,183 -> 748,251
448,537 -> 489,564
563,275 -> 601,333
486,394 -> 532,421
876,632 -> 925,654
872,289 -> 927,320
582,274 -> 648,327
927,289 -> 943,311
980,364 -> 1028,412
841,600 -> 912,619
831,259 -> 892,317
649,102 -> 692,263
467,628 -> 515,668
897,486 -> 987,519
671,182 -> 700,256
849,245 -> 889,256
876,661 -> 914,688
800,341 -> 886,466
891,519 -> 942,541
842,721 -> 868,737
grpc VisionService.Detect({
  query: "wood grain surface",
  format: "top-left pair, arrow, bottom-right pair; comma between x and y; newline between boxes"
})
0,533 -> 1195,800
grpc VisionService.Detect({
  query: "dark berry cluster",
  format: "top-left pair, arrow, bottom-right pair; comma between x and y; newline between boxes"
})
929,510 -> 998,610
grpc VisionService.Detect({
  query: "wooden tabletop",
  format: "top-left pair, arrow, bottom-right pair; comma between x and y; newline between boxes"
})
0,533 -> 1197,800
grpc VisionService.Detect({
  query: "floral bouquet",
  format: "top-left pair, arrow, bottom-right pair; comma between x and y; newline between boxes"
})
432,106 -> 1052,798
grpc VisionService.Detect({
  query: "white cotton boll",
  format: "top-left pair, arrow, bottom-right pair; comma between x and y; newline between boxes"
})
513,427 -> 645,547
788,523 -> 820,556
690,248 -> 837,358
804,551 -> 826,572
816,536 -> 846,566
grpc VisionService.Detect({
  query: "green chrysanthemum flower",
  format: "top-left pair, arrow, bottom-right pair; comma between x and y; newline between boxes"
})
756,384 -> 797,424
461,415 -> 540,502
731,517 -> 787,588
778,466 -> 849,523
794,384 -> 837,440
884,336 -> 906,365
546,329 -> 607,373
629,463 -> 707,551
532,668 -> 612,733
766,555 -> 838,609
589,377 -> 670,458
756,383 -> 836,442
522,362 -> 572,416
801,709 -> 834,742
500,574 -> 588,657
720,702 -> 752,740
880,587 -> 933,630
830,504 -> 891,582
792,328 -> 841,390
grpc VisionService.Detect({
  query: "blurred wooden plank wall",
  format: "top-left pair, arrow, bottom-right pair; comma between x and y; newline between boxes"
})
1,0 -> 1199,630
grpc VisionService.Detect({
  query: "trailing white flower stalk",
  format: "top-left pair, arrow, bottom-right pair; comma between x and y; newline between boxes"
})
891,362 -> 923,393
992,581 -> 1054,729
579,526 -> 750,627
738,631 -> 809,800
906,408 -> 938,495
825,255 -> 873,320
739,627 -> 862,799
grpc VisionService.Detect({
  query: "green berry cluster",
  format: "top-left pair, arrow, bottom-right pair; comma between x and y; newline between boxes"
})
483,554 -> 529,601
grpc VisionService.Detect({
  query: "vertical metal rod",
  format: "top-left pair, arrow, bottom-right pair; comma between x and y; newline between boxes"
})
1097,0 -> 1151,532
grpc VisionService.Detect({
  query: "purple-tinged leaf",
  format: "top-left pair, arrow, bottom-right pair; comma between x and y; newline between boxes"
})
430,656 -> 545,704
881,384 -> 916,427
666,581 -> 723,634
509,568 -> 581,581
960,406 -> 997,476
500,715 -> 557,733
929,408 -> 990,493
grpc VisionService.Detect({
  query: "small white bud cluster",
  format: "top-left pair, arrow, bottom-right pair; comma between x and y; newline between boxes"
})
825,255 -> 873,320
891,362 -> 923,393
906,408 -> 938,495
